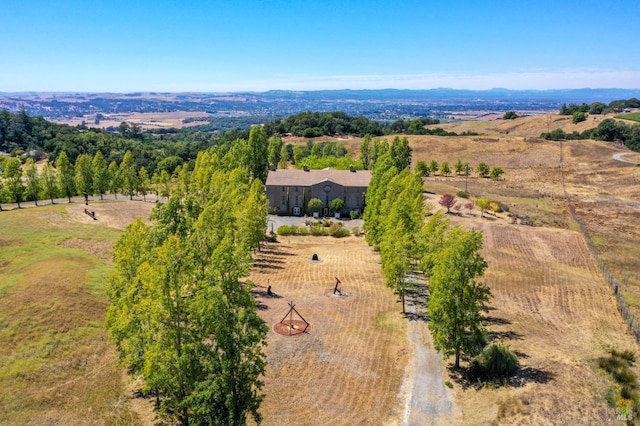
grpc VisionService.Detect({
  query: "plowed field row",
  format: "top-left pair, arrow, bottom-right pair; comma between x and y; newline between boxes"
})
454,221 -> 635,424
249,237 -> 409,426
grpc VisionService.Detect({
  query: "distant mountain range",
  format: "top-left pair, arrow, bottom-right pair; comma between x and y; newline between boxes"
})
1,88 -> 639,122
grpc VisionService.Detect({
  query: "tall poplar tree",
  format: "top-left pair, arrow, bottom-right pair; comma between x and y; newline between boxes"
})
75,153 -> 94,198
23,157 -> 42,206
428,226 -> 490,368
92,150 -> 109,200
108,160 -> 122,199
4,157 -> 24,208
248,126 -> 268,182
57,151 -> 76,202
120,151 -> 138,200
107,164 -> 268,425
41,161 -> 58,203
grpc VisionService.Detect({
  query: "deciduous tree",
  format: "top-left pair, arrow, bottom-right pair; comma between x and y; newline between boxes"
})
108,160 -> 122,199
476,162 -> 490,178
4,157 -> 24,208
57,151 -> 76,202
120,151 -> 138,200
428,226 -> 490,368
490,167 -> 505,181
41,161 -> 58,203
248,126 -> 269,182
439,193 -> 456,213
23,158 -> 41,206
75,154 -> 94,198
475,197 -> 490,218
92,150 -> 109,200
390,136 -> 412,171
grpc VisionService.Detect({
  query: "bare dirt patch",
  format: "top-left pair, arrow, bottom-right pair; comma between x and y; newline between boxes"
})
60,238 -> 114,263
65,200 -> 155,231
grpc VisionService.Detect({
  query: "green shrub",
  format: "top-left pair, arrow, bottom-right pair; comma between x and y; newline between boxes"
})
277,225 -> 297,235
352,226 -> 362,237
476,342 -> 519,379
456,191 -> 469,199
350,209 -> 361,219
309,223 -> 327,236
329,222 -> 350,238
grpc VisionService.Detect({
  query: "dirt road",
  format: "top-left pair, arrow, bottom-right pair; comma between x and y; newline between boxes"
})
400,275 -> 458,426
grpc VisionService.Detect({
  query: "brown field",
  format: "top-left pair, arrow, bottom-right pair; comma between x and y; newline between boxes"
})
248,237 -> 410,425
56,111 -> 212,130
2,113 -> 640,424
288,113 -> 640,423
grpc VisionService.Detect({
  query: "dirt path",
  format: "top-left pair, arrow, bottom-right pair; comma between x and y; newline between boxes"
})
613,152 -> 640,164
400,275 -> 458,426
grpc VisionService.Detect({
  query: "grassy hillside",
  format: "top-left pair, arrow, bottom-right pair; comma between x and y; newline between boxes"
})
0,204 -> 139,424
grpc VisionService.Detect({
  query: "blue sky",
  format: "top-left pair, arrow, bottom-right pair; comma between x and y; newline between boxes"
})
1,0 -> 639,92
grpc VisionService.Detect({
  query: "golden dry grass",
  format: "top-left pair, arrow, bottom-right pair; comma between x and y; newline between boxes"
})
248,236 -> 410,425
3,112 -> 640,424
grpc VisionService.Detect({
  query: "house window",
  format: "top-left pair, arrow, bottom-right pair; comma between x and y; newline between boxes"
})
293,207 -> 301,216
295,186 -> 298,192
282,186 -> 285,192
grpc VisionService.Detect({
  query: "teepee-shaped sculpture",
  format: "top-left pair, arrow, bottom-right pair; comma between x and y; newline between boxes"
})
277,301 -> 310,336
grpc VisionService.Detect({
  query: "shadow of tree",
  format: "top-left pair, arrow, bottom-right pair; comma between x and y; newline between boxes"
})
252,261 -> 284,270
446,363 -> 554,390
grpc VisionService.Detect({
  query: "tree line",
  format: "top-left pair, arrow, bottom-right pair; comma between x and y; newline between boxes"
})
558,98 -> 640,116
0,126 -> 273,210
106,133 -> 270,425
363,150 -> 518,376
541,118 -> 640,152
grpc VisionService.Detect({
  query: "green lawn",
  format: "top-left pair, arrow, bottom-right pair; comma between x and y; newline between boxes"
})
0,204 -> 138,424
616,112 -> 640,122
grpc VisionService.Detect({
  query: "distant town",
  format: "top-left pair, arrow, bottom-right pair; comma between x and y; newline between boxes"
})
2,88 -> 640,130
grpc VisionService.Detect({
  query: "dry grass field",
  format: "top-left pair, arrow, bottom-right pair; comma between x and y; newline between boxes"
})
2,113 -> 640,424
57,111 -> 212,130
248,236 -> 410,425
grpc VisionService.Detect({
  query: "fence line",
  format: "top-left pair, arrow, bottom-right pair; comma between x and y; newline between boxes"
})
560,141 -> 640,342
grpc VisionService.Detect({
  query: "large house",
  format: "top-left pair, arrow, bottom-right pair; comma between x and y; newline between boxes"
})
265,167 -> 372,216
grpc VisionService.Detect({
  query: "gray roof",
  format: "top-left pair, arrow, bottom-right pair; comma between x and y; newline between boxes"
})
265,168 -> 372,188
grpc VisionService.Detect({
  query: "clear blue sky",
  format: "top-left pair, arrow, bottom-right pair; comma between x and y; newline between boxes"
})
1,0 -> 638,92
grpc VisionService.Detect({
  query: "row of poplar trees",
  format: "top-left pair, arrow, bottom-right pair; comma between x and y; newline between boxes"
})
363,151 -> 491,369
106,127 -> 271,425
